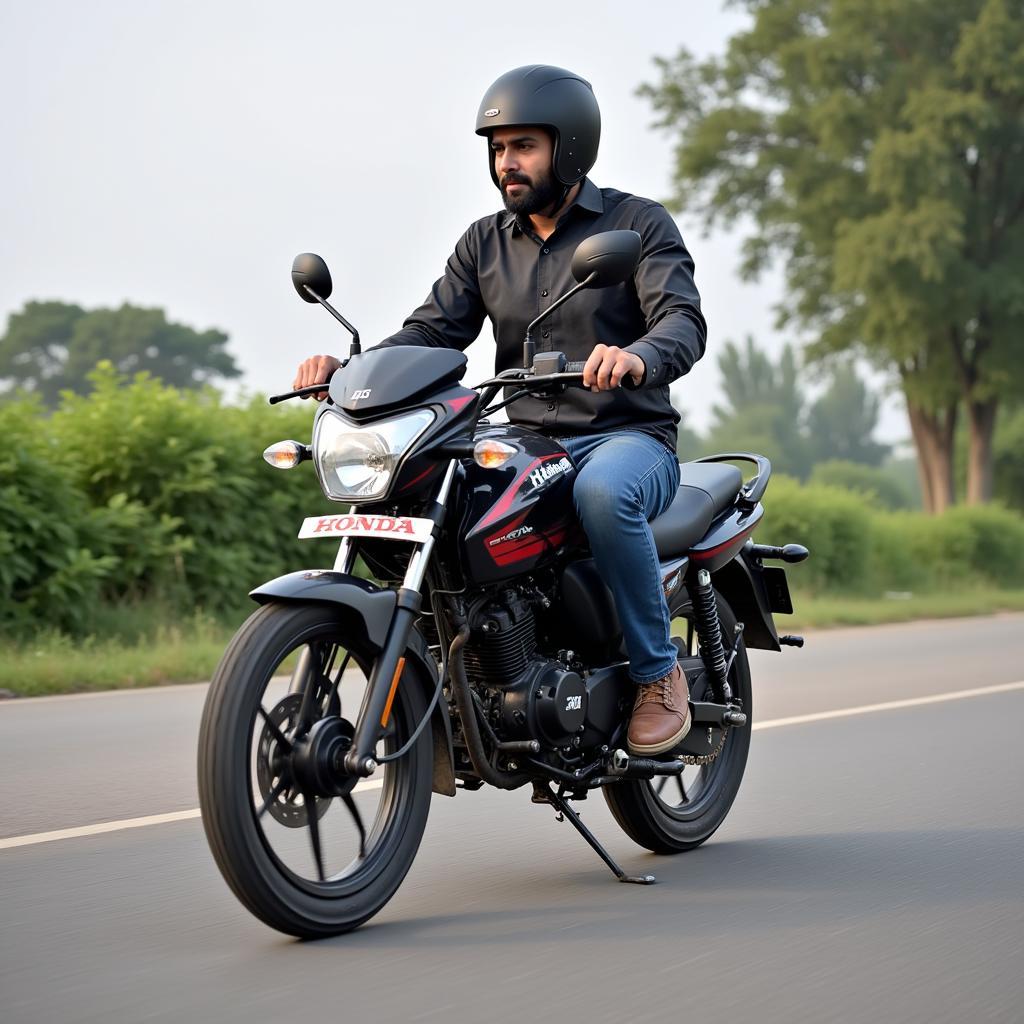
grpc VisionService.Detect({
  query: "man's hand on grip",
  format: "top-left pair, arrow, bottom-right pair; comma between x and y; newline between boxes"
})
582,344 -> 645,392
292,354 -> 341,401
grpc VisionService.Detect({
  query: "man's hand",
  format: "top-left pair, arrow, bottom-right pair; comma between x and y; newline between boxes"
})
582,344 -> 645,392
292,354 -> 341,400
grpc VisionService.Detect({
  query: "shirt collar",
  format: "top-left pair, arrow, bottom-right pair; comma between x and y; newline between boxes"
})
500,178 -> 604,234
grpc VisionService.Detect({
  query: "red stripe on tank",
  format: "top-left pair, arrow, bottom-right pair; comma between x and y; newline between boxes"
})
478,454 -> 563,528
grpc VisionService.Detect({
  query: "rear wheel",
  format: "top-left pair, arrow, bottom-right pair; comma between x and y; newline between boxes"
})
603,591 -> 751,853
197,601 -> 433,937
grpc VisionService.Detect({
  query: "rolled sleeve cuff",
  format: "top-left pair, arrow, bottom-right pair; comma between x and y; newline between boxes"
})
623,340 -> 663,388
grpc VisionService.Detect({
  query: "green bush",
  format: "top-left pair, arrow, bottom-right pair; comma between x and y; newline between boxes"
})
758,476 -> 875,592
809,459 -> 913,509
3,369 -> 1023,638
758,477 -> 1024,595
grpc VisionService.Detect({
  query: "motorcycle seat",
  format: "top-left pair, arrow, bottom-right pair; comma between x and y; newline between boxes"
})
650,462 -> 744,559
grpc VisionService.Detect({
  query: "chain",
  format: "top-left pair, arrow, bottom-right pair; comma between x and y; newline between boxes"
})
676,726 -> 729,766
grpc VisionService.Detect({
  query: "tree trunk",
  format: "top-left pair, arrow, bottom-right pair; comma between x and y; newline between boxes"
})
905,399 -> 957,514
965,397 -> 998,505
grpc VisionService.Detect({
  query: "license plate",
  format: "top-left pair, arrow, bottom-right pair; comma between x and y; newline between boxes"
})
298,513 -> 434,542
763,565 -> 794,615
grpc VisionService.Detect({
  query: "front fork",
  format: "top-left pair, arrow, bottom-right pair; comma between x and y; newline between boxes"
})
338,460 -> 457,777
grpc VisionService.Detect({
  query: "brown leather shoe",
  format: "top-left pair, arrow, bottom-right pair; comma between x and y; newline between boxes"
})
627,663 -> 691,755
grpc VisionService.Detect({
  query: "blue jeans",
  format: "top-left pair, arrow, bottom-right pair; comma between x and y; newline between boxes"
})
558,431 -> 681,685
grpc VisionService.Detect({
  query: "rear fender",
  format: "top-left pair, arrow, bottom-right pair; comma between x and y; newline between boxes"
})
250,570 -> 455,796
708,551 -> 781,652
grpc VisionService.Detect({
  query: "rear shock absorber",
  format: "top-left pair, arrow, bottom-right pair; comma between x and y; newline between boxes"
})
689,569 -> 733,704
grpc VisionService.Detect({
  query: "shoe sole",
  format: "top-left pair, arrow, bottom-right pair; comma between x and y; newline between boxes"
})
627,705 -> 693,756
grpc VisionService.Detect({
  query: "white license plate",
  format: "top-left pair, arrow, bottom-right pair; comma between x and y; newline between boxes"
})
298,513 -> 434,542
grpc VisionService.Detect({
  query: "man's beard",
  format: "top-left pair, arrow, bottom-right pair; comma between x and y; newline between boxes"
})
500,169 -> 562,216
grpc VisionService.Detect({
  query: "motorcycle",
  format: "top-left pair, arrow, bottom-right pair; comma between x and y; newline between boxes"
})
197,230 -> 808,937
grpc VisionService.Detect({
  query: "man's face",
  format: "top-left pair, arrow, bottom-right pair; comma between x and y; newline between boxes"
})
490,126 -> 561,216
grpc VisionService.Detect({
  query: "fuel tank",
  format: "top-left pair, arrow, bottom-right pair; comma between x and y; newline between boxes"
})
460,425 -> 583,585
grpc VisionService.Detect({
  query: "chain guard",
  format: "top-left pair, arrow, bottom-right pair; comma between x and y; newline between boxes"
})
672,672 -> 730,766
256,693 -> 332,829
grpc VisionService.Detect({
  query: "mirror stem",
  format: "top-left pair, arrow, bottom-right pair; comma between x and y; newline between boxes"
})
303,285 -> 362,355
521,272 -> 597,367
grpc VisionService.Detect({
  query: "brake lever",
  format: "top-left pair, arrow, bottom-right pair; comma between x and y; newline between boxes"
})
268,362 -> 347,405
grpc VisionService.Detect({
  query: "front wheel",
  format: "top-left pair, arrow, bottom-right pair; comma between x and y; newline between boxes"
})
603,590 -> 752,854
197,601 -> 433,937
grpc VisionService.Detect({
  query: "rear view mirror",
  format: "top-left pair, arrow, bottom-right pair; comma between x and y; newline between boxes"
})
570,230 -> 642,288
292,253 -> 333,303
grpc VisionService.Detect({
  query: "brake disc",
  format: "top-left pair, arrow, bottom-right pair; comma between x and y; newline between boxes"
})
256,693 -> 332,829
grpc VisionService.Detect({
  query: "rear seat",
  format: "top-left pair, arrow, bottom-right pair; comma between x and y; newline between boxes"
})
650,462 -> 744,559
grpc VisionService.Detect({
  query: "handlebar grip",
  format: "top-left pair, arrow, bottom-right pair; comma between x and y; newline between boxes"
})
561,360 -> 640,389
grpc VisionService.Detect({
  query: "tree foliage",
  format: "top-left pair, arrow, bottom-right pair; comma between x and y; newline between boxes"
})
641,0 -> 1024,511
0,300 -> 239,403
697,336 -> 889,480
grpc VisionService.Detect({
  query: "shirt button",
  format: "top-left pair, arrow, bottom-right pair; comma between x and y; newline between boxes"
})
542,247 -> 550,254
542,330 -> 550,338
547,402 -> 556,411
541,289 -> 549,297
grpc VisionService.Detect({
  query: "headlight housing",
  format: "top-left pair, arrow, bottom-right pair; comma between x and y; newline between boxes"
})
313,407 -> 435,502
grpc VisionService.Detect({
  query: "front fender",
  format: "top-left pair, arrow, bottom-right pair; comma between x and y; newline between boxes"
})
250,570 -> 397,646
249,570 -> 456,797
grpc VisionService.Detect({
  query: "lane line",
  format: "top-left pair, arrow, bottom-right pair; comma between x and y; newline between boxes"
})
751,679 -> 1024,730
0,779 -> 384,851
3,680 -> 1022,852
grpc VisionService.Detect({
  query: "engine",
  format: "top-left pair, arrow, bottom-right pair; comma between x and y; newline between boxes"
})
464,589 -> 627,751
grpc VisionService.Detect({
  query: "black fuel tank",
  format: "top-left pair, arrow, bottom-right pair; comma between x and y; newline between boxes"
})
460,425 -> 584,585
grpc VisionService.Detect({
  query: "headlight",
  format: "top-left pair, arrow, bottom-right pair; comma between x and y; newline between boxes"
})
313,408 -> 435,502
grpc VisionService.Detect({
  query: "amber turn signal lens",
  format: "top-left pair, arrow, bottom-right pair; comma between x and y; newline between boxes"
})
263,440 -> 303,469
473,439 -> 517,468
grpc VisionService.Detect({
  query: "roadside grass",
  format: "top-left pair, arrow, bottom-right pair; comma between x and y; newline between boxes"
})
0,614 -> 239,698
2,587 -> 1023,699
783,586 -> 1024,630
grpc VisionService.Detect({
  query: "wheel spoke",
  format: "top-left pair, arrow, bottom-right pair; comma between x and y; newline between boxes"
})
654,776 -> 670,796
675,774 -> 688,803
256,777 -> 288,819
340,792 -> 368,859
325,651 -> 352,718
257,705 -> 293,753
303,788 -> 326,881
296,641 -> 327,734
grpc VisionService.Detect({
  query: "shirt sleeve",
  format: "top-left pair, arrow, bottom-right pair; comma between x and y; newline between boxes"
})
622,202 -> 707,388
376,227 -> 486,352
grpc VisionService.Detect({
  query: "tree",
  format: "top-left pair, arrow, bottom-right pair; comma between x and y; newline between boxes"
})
0,301 -> 85,405
640,0 -> 1024,512
706,337 -> 813,477
0,300 -> 239,402
806,363 -> 889,467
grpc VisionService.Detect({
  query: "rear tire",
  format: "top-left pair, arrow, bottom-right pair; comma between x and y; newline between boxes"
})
197,601 -> 433,937
603,591 -> 751,854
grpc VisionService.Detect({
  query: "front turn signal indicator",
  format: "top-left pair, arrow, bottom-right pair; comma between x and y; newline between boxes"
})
473,439 -> 517,469
263,440 -> 308,469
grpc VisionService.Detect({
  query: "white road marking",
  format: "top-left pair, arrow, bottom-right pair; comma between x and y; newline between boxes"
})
2,680 -> 1022,853
751,679 -> 1024,730
0,779 -> 384,851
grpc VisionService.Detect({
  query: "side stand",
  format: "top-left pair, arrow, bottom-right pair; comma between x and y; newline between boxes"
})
541,784 -> 655,885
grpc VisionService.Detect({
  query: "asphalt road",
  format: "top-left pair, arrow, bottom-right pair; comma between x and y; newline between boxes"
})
1,614 -> 1023,1023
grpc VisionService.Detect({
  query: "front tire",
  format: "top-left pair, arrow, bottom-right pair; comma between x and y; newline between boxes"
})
197,601 -> 433,937
603,590 -> 752,854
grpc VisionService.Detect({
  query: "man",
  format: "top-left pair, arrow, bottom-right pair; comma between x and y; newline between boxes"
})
293,65 -> 707,755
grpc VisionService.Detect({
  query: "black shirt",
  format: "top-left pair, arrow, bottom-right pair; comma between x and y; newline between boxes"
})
377,178 -> 707,452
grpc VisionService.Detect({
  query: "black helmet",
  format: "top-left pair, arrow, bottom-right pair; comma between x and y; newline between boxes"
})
475,65 -> 601,190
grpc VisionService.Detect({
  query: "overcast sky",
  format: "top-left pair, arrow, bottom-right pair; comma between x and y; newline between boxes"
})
0,0 -> 905,440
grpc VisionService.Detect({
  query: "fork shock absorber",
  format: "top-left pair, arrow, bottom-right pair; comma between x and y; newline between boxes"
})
689,569 -> 733,704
